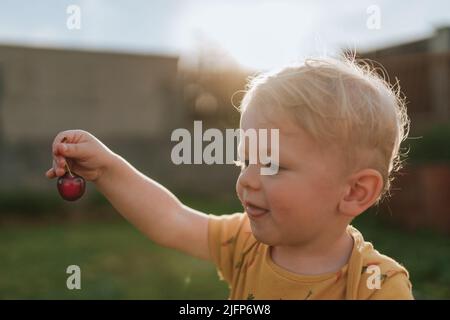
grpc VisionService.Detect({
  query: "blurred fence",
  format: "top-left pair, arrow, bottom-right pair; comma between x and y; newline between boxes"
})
363,51 -> 450,132
381,163 -> 450,234
0,44 -> 246,201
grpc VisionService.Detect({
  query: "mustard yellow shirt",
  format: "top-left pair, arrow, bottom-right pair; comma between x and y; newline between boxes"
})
208,212 -> 413,300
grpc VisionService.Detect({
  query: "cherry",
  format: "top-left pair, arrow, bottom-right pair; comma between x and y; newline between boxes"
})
57,171 -> 86,201
56,138 -> 86,201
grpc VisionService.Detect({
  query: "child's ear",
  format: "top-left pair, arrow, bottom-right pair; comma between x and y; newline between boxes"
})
338,169 -> 383,218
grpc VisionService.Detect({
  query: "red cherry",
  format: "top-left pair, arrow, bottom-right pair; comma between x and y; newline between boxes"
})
57,172 -> 86,201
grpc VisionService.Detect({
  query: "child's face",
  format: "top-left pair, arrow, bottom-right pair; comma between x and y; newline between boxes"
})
236,103 -> 349,246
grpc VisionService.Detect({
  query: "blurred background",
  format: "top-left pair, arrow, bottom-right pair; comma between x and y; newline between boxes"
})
0,0 -> 449,299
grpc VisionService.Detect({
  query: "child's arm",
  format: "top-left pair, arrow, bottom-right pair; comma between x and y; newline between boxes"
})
46,130 -> 211,261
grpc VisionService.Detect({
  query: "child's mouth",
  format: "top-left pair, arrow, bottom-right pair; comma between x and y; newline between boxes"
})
245,203 -> 269,219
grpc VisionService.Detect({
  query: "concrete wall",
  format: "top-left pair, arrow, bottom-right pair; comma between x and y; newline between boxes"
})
361,27 -> 450,131
0,45 -> 241,199
0,45 -> 183,143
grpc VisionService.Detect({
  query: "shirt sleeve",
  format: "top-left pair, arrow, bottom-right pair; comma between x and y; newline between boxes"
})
368,272 -> 414,300
208,212 -> 248,284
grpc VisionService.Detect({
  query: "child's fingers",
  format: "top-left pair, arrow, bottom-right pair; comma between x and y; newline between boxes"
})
55,141 -> 88,160
52,130 -> 88,156
53,142 -> 68,157
51,158 -> 66,177
45,168 -> 56,179
49,130 -> 87,179
51,157 -> 63,172
55,166 -> 66,177
52,131 -> 76,157
52,132 -> 69,155
51,141 -> 86,172
54,130 -> 81,146
45,167 -> 63,179
57,156 -> 66,168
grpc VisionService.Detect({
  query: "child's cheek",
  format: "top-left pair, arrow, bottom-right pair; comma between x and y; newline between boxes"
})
266,184 -> 295,216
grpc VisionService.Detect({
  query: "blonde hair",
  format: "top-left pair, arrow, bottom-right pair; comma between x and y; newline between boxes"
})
236,56 -> 410,204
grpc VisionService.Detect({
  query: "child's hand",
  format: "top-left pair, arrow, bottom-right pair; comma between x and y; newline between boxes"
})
45,130 -> 210,261
45,130 -> 116,182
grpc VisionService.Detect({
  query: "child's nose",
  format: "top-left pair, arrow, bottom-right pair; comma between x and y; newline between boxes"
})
238,164 -> 261,191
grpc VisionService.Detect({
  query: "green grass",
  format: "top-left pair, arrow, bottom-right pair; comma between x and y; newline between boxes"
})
0,220 -> 229,299
0,198 -> 449,299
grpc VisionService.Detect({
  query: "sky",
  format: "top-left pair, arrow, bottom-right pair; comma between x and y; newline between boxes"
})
0,0 -> 449,71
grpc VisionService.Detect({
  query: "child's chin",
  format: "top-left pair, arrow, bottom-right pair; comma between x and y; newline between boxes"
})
249,225 -> 278,246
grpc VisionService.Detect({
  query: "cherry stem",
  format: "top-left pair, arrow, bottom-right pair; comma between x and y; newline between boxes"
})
65,163 -> 74,178
61,137 -> 74,178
